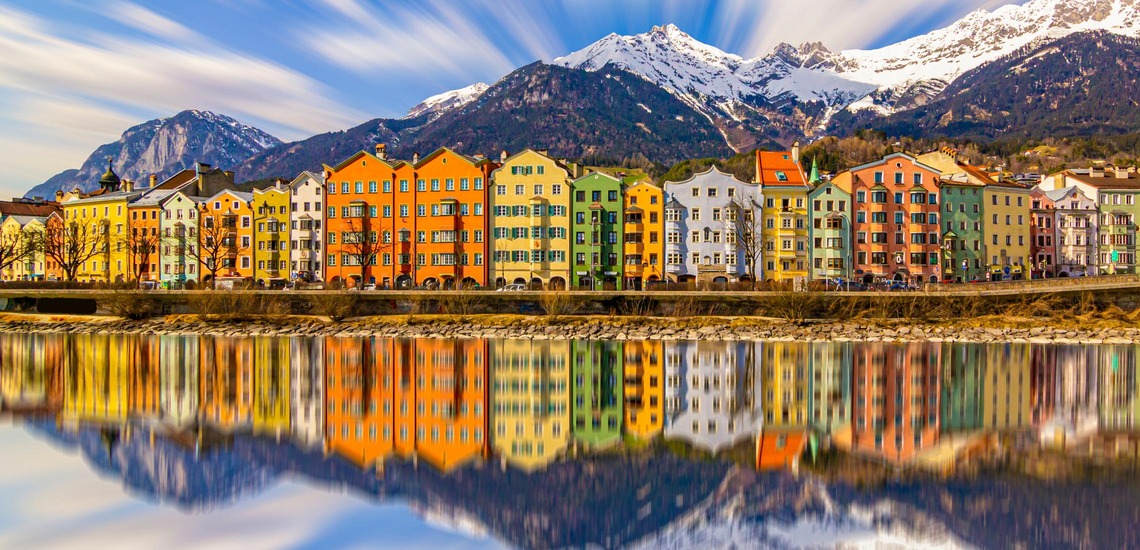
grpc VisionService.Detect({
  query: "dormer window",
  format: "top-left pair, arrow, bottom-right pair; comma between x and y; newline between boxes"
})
775,171 -> 787,182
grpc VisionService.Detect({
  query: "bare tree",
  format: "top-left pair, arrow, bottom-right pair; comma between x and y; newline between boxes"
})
724,196 -> 763,289
120,217 -> 162,284
0,225 -> 38,277
43,218 -> 104,282
338,215 -> 383,289
184,211 -> 247,288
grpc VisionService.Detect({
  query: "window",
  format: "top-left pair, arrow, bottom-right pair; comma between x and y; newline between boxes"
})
775,171 -> 787,182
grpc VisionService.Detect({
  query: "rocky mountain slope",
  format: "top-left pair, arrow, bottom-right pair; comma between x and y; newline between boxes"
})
27,110 -> 280,198
404,82 -> 489,120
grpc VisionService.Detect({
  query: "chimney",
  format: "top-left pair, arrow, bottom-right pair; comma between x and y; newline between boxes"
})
275,178 -> 284,190
412,152 -> 420,164
122,179 -> 133,192
55,190 -> 63,202
536,149 -> 549,156
375,143 -> 388,160
149,174 -> 158,188
1116,168 -> 1130,179
791,141 -> 800,165
196,162 -> 212,176
223,170 -> 235,183
500,150 -> 509,163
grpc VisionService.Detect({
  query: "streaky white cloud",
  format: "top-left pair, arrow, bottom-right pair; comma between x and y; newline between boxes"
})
739,0 -> 1024,56
0,3 -> 367,197
307,0 -> 518,79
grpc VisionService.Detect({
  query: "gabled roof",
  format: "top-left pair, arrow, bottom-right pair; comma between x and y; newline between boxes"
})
851,152 -> 941,175
203,189 -> 253,204
491,148 -> 572,177
662,165 -> 754,188
289,171 -> 323,188
324,149 -> 407,173
1043,187 -> 1078,202
571,171 -> 623,185
415,146 -> 491,169
756,150 -> 808,188
130,189 -> 178,207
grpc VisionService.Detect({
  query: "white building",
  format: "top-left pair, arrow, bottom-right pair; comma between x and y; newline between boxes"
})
663,340 -> 763,454
663,167 -> 762,286
289,171 -> 325,282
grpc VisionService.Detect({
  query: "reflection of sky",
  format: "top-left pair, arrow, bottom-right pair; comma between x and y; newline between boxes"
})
0,427 -> 504,550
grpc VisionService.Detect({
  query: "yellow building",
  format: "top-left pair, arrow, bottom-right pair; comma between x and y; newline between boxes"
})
253,337 -> 291,437
623,341 -> 664,439
757,149 -> 812,284
58,164 -> 147,282
981,344 -> 1033,429
983,182 -> 1033,280
0,216 -> 47,281
489,149 -> 577,290
252,183 -> 291,284
622,182 -> 665,289
490,339 -> 571,471
761,341 -> 809,428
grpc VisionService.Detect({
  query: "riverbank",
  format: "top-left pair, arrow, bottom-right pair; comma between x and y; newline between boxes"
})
2,312 -> 1139,344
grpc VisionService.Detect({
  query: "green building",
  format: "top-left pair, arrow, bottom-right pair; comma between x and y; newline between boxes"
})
570,172 -> 624,290
571,340 -> 623,448
939,180 -> 985,282
808,171 -> 853,283
940,343 -> 985,432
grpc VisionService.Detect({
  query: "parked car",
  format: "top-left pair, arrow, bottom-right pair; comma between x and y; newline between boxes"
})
497,284 -> 527,292
361,283 -> 377,291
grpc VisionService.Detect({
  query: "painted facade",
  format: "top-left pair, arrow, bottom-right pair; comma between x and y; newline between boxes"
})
851,343 -> 941,465
849,153 -> 943,285
570,173 -> 625,290
157,191 -> 201,287
663,167 -> 763,286
571,340 -> 623,448
199,190 -> 255,283
0,216 -> 47,281
288,171 -> 325,282
757,149 -> 811,284
982,181 -> 1032,280
1029,187 -> 1058,278
622,181 -> 665,290
808,172 -> 852,283
623,340 -> 665,439
489,150 -> 574,290
1046,186 -> 1098,277
252,183 -> 291,284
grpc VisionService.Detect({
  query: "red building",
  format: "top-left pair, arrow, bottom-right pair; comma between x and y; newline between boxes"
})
851,343 -> 942,465
1029,187 -> 1057,278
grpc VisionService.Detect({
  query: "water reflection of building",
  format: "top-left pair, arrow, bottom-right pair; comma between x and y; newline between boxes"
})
290,337 -> 324,448
129,334 -> 161,420
159,335 -> 199,430
664,341 -> 762,454
851,343 -> 941,465
809,342 -> 851,440
324,338 -> 489,472
1040,346 -> 1099,448
762,342 -> 808,430
624,341 -> 665,440
572,341 -> 623,448
941,343 -> 985,433
253,338 -> 290,438
981,343 -> 1033,430
63,334 -> 132,425
490,340 -> 571,471
199,336 -> 254,430
0,333 -> 60,413
1098,346 -> 1140,431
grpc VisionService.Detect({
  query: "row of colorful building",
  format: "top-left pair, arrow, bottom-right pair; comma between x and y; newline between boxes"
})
3,334 -> 1137,472
5,145 -> 1140,286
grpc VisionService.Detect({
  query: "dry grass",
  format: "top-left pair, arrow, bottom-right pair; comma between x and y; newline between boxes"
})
309,291 -> 359,321
105,290 -> 159,320
539,292 -> 580,319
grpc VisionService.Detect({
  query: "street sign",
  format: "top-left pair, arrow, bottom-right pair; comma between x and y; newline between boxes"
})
961,259 -> 968,270
1003,265 -> 1011,276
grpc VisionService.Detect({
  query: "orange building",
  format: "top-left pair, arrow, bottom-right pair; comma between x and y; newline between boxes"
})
851,343 -> 942,465
622,182 -> 665,289
324,337 -> 489,472
755,429 -> 808,471
126,189 -> 170,284
849,153 -> 943,286
623,340 -> 665,439
198,190 -> 255,283
324,145 -> 496,289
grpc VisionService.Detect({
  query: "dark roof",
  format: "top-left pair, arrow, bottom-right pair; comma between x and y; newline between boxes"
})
0,201 -> 59,217
1065,171 -> 1140,190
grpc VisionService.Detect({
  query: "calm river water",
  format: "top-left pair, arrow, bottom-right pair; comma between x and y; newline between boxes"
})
1,333 -> 1138,549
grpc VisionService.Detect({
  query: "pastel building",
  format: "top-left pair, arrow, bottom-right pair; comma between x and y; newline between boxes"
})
982,179 -> 1032,280
1029,187 -> 1058,277
757,147 -> 812,284
0,215 -> 48,281
1043,186 -> 1098,277
622,181 -> 665,289
623,340 -> 665,439
663,167 -> 763,285
1050,169 -> 1140,274
199,190 -> 255,283
851,343 -> 942,465
849,153 -> 943,285
920,150 -> 986,282
663,340 -> 763,454
288,171 -> 325,282
570,173 -> 624,290
808,172 -> 853,282
489,149 -> 576,290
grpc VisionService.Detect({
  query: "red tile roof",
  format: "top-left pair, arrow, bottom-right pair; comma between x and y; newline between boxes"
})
756,151 -> 807,187
0,201 -> 59,217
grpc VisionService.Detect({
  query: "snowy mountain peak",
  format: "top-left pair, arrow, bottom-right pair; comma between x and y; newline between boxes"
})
405,82 -> 489,120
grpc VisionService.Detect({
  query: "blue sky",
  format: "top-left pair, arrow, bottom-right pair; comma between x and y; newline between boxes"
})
0,0 -> 1024,198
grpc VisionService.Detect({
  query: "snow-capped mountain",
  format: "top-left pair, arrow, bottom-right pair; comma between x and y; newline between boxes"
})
553,0 -> 1140,147
404,82 -> 489,120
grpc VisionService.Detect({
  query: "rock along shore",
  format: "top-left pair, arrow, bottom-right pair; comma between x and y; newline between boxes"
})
0,313 -> 1137,345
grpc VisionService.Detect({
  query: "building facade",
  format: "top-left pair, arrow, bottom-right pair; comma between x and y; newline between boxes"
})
288,171 -> 325,282
663,167 -> 763,286
489,149 -> 574,290
570,172 -> 624,290
808,172 -> 852,283
757,148 -> 811,284
253,183 -> 290,284
982,181 -> 1032,281
622,181 -> 665,290
849,153 -> 943,285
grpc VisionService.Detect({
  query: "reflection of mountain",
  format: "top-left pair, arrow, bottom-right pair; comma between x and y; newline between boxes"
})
25,420 -> 730,549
